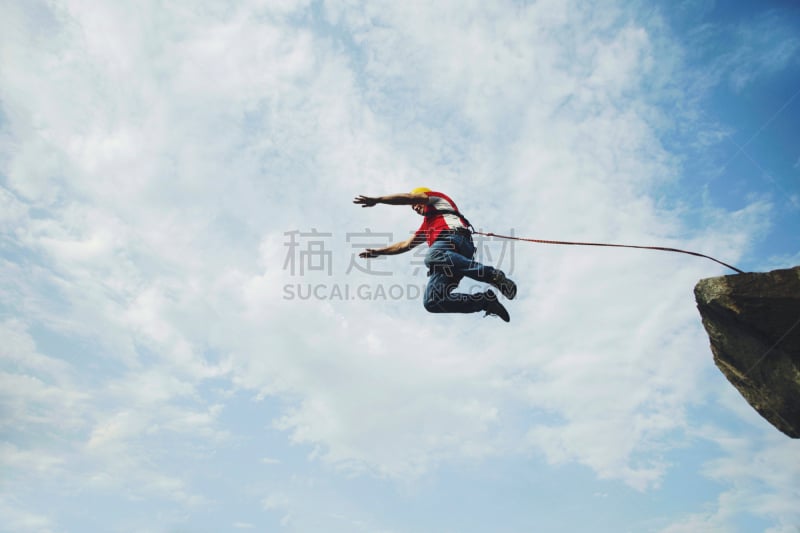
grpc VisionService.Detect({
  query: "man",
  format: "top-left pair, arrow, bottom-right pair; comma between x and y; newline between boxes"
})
353,187 -> 517,322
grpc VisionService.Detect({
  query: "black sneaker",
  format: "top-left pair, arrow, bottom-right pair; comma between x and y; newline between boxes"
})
484,290 -> 510,322
491,270 -> 517,300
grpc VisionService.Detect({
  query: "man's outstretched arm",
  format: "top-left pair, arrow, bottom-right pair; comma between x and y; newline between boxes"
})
359,232 -> 426,258
353,192 -> 432,207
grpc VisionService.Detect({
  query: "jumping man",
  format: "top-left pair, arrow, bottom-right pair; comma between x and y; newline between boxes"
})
353,187 -> 517,322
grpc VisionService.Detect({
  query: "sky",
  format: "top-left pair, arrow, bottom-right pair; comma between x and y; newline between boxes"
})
1,0 -> 799,532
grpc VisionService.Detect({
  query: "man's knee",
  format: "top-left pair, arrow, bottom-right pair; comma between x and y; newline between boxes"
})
423,295 -> 441,313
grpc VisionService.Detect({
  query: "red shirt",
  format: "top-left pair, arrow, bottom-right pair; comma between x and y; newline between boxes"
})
413,191 -> 469,246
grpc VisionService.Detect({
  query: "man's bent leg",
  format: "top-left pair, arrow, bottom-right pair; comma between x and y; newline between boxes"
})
426,237 -> 497,284
451,235 -> 516,299
423,271 -> 485,314
424,235 -> 517,307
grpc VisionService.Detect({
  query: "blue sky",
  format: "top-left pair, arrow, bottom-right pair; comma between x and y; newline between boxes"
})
1,1 -> 798,532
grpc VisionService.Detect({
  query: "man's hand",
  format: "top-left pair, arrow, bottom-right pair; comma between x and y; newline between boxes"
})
359,248 -> 380,258
353,195 -> 379,207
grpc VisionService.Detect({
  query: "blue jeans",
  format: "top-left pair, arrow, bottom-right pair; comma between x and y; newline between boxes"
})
423,233 -> 498,314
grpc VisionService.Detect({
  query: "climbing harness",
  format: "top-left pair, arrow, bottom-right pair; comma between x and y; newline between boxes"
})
426,208 -> 475,232
471,230 -> 745,274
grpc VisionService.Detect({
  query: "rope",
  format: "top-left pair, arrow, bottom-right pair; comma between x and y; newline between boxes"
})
472,231 -> 745,274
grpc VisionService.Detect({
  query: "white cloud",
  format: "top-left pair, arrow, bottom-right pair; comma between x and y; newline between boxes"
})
764,250 -> 800,271
727,14 -> 800,92
662,408 -> 800,532
676,9 -> 800,95
0,320 -> 90,459
0,497 -> 54,533
0,187 -> 28,228
0,442 -> 65,477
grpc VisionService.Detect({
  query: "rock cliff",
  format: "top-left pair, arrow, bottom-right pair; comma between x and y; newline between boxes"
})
694,266 -> 800,438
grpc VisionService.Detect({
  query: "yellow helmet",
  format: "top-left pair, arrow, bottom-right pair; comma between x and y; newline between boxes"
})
410,187 -> 431,194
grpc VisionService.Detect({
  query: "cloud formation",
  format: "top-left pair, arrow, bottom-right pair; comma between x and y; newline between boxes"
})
1,0 -> 797,531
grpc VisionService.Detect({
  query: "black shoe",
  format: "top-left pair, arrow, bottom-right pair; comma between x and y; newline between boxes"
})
484,290 -> 510,322
491,270 -> 517,300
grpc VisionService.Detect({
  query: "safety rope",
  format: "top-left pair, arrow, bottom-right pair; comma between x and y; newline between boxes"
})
472,231 -> 745,274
